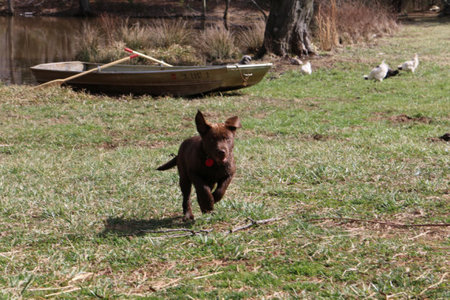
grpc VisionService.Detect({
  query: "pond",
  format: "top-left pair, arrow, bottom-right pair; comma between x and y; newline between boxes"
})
0,16 -> 97,85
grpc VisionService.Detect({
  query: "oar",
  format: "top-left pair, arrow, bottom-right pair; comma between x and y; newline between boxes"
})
124,47 -> 173,67
35,54 -> 139,89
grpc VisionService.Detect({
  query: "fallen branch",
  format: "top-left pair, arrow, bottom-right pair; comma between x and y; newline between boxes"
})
137,217 -> 282,239
193,271 -> 223,280
140,228 -> 213,236
229,217 -> 283,233
45,286 -> 81,298
419,272 -> 448,296
308,217 -> 450,228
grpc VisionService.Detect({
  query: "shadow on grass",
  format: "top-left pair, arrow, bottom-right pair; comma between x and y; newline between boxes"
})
67,86 -> 243,99
100,215 -> 192,236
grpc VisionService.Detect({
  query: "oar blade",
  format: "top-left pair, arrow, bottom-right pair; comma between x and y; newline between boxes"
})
34,79 -> 66,89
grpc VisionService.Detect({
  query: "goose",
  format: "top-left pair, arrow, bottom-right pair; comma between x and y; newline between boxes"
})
239,55 -> 252,65
398,54 -> 419,73
364,60 -> 389,81
300,61 -> 312,75
385,68 -> 399,79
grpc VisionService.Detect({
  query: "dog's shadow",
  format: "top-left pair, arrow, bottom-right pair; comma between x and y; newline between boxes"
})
100,215 -> 192,236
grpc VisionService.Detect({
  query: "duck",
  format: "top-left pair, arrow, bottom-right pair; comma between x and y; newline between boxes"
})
398,54 -> 419,73
300,61 -> 312,75
364,60 -> 389,81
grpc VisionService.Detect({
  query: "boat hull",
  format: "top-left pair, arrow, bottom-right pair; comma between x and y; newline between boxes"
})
30,62 -> 272,96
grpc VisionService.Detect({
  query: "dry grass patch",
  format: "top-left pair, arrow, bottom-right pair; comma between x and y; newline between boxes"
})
314,0 -> 398,50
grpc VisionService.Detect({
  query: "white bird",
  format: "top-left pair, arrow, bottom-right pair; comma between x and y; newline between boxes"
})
300,61 -> 312,75
398,54 -> 419,73
364,60 -> 389,81
429,5 -> 440,12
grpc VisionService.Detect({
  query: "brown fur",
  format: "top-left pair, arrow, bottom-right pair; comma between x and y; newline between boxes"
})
157,110 -> 241,221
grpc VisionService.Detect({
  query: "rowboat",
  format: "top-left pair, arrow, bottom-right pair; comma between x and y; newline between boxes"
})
30,61 -> 272,96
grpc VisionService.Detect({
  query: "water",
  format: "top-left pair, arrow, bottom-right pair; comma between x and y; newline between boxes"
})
0,16 -> 91,85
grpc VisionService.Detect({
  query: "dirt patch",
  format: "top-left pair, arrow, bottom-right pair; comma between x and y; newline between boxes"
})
389,114 -> 432,124
310,133 -> 330,141
371,112 -> 433,124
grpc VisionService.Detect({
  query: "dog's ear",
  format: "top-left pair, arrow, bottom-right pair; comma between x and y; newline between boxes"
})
225,116 -> 241,132
195,110 -> 212,136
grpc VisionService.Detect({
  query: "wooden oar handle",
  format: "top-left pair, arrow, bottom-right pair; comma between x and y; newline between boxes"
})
61,54 -> 138,82
124,47 -> 173,67
35,54 -> 139,89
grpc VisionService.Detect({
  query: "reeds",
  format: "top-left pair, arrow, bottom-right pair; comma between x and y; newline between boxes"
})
237,19 -> 266,54
197,26 -> 239,63
315,0 -> 339,51
75,14 -> 262,65
314,0 -> 398,50
75,0 -> 398,64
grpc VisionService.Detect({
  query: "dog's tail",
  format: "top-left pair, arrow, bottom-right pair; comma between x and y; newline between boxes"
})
156,156 -> 177,171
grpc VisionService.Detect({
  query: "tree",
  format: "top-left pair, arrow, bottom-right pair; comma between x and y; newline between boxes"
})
7,0 -> 14,15
441,0 -> 450,16
79,0 -> 91,16
258,0 -> 315,58
223,0 -> 231,30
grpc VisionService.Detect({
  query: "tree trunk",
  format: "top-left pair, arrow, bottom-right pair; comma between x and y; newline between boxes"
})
441,0 -> 450,16
7,0 -> 14,15
200,0 -> 207,29
258,0 -> 315,58
79,0 -> 91,17
223,0 -> 231,30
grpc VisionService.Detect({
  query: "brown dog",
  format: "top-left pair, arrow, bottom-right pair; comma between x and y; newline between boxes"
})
157,110 -> 241,221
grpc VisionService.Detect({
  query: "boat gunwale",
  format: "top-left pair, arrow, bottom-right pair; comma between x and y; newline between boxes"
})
30,61 -> 273,75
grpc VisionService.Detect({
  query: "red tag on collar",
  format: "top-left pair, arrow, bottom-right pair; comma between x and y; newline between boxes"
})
205,158 -> 214,167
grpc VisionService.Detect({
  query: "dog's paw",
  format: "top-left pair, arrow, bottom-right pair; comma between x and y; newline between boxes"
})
183,212 -> 195,222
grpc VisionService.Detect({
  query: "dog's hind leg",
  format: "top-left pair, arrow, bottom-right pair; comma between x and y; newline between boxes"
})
179,176 -> 194,221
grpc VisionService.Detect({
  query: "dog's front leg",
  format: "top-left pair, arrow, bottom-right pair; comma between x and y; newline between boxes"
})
191,174 -> 215,213
212,176 -> 232,203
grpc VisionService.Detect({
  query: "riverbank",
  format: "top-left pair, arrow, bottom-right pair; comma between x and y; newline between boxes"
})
0,0 -> 263,26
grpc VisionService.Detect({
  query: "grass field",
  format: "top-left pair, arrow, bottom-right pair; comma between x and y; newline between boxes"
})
0,18 -> 449,299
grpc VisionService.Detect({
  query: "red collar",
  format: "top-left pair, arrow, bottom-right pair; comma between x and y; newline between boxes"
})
205,158 -> 214,167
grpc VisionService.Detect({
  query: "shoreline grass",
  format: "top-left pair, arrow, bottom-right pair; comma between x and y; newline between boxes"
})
1,18 -> 449,298
76,0 -> 398,66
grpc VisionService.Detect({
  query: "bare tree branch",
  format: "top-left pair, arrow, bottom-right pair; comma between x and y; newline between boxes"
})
250,0 -> 268,20
229,217 -> 283,233
140,228 -> 213,235
308,217 -> 450,228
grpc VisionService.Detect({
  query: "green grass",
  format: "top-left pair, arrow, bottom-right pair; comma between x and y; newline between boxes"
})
1,19 -> 449,298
